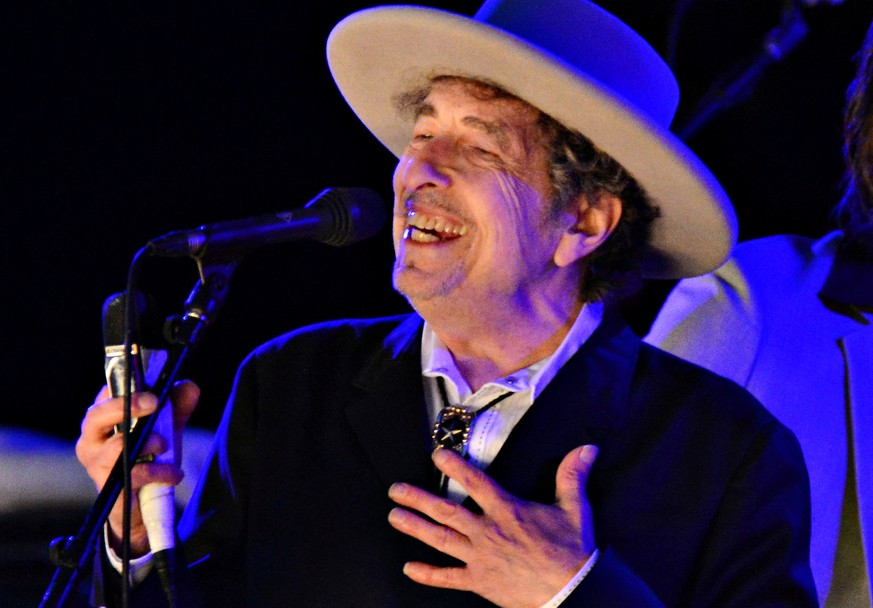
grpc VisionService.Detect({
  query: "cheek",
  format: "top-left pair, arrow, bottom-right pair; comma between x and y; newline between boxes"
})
491,173 -> 550,240
392,156 -> 412,254
392,218 -> 405,255
392,154 -> 415,201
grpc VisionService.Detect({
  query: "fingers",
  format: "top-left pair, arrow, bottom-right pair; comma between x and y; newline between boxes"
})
131,461 -> 184,488
430,449 -> 511,514
388,482 -> 478,549
388,505 -> 472,563
77,384 -> 195,558
82,381 -> 200,440
76,386 -> 196,491
77,423 -> 175,489
170,380 -> 200,427
77,392 -> 160,487
401,562 -> 471,592
389,446 -> 601,605
427,447 -> 598,517
78,381 -> 200,453
80,392 -> 159,442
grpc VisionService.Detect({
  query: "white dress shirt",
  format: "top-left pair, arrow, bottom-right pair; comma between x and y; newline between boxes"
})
421,301 -> 603,502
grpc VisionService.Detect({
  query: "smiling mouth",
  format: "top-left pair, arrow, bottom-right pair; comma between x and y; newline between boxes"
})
403,209 -> 469,243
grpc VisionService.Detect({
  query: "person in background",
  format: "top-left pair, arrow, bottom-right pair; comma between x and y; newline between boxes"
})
76,0 -> 816,605
647,17 -> 873,608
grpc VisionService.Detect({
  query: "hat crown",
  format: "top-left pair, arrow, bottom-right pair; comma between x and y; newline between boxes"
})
474,0 -> 678,127
326,1 -> 737,278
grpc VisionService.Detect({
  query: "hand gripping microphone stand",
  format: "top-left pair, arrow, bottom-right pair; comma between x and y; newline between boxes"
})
39,187 -> 387,607
40,252 -> 238,608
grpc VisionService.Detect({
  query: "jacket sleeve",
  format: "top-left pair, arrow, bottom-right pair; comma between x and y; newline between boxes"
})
563,417 -> 816,607
678,419 -> 816,606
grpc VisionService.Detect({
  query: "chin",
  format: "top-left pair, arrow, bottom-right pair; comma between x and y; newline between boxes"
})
393,270 -> 446,305
392,271 -> 426,302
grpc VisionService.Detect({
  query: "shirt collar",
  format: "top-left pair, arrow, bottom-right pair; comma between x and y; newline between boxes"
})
421,301 -> 604,402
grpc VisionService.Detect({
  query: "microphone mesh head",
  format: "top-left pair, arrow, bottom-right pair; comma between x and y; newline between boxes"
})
310,188 -> 387,246
101,291 -> 164,347
103,292 -> 139,346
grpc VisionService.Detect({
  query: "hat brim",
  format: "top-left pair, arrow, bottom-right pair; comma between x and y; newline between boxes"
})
327,6 -> 737,279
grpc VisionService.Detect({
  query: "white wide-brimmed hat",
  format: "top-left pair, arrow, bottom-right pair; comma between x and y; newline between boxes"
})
327,0 -> 737,279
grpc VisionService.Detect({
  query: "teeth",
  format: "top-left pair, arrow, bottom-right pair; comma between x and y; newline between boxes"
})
405,209 -> 467,238
404,227 -> 441,243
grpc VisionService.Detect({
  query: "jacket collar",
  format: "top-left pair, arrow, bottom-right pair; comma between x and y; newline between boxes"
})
820,245 -> 873,308
484,309 -> 639,503
344,310 -> 641,503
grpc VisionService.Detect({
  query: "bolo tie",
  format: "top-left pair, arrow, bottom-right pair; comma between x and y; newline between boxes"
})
430,376 -> 513,493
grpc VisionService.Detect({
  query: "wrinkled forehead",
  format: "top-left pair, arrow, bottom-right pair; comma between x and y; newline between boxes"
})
395,76 -> 552,159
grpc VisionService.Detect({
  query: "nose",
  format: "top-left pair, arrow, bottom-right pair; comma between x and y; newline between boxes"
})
398,139 -> 453,192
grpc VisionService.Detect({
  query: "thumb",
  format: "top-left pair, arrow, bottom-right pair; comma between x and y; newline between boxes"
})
555,445 -> 598,544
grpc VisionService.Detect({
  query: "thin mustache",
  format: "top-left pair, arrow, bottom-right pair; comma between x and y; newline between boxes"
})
400,191 -> 471,224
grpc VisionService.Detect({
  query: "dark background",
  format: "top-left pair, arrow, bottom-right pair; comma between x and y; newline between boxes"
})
5,1 -> 873,605
6,0 -> 872,438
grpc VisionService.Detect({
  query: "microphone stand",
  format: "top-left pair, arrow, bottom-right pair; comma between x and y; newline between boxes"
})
676,3 -> 809,140
40,256 -> 238,608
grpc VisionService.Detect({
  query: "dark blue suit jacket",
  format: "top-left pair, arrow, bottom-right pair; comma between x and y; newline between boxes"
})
104,311 -> 816,606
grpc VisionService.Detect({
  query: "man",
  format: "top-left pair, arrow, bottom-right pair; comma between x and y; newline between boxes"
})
76,0 -> 816,605
646,18 -> 873,608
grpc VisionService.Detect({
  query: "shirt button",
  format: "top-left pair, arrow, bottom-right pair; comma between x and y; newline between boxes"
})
506,376 -> 517,384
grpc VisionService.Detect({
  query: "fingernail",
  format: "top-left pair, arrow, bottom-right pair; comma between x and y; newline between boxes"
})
388,508 -> 406,526
432,448 -> 449,465
135,394 -> 158,414
580,444 -> 599,459
388,482 -> 406,499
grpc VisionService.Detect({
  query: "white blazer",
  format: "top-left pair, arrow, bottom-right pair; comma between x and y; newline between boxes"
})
646,231 -> 873,605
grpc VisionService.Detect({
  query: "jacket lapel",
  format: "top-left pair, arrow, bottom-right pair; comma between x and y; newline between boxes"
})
843,327 -> 873,586
345,314 -> 437,490
484,310 -> 639,504
822,247 -> 873,585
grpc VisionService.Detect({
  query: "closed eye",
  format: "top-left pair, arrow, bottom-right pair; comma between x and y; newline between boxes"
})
472,146 -> 499,158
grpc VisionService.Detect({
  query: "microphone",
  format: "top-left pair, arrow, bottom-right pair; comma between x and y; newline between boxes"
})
102,292 -> 176,603
147,187 -> 386,258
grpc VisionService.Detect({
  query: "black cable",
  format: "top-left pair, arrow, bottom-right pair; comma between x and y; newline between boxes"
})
121,249 -> 148,608
121,247 -> 178,608
121,247 -> 184,608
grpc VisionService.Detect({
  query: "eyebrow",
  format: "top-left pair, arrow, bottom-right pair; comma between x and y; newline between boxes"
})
414,102 -> 512,152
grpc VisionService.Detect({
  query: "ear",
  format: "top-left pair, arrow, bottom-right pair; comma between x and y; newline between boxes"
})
553,192 -> 622,268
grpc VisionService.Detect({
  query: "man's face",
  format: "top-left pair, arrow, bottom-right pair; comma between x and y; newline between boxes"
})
391,79 -> 571,311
